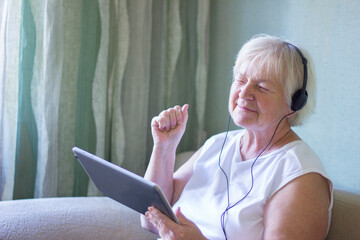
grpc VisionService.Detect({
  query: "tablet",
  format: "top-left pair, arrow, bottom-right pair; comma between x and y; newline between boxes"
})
72,147 -> 179,223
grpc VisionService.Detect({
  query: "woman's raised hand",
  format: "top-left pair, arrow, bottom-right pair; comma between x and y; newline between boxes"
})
151,104 -> 189,150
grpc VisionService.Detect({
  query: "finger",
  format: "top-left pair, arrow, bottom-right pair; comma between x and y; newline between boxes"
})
158,111 -> 171,131
175,207 -> 197,227
175,207 -> 187,224
168,108 -> 178,129
151,116 -> 160,128
147,207 -> 178,230
145,210 -> 159,229
174,105 -> 183,124
152,115 -> 165,132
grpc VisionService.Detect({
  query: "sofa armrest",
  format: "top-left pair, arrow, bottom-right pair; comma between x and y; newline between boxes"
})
326,189 -> 360,240
0,197 -> 158,240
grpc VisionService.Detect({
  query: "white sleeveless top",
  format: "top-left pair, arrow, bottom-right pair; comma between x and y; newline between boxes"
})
172,130 -> 333,240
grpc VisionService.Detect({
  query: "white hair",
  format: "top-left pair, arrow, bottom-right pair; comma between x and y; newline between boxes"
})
233,34 -> 316,126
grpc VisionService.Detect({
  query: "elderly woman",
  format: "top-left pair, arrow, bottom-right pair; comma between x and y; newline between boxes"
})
141,34 -> 333,240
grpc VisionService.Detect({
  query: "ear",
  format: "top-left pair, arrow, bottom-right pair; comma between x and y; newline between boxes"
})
286,111 -> 296,118
284,105 -> 297,118
285,109 -> 297,119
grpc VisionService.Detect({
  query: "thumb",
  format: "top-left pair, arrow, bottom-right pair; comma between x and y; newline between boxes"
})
181,104 -> 189,125
175,207 -> 190,224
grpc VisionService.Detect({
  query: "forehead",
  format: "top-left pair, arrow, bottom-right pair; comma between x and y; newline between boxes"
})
236,60 -> 277,83
234,45 -> 286,81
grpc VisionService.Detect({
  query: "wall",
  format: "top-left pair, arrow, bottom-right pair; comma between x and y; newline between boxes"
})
205,0 -> 360,194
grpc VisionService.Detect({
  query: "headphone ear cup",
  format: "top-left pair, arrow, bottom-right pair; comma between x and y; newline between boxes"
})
291,89 -> 308,111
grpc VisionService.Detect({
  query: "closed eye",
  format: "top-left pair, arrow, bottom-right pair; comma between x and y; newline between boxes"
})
258,84 -> 270,91
236,77 -> 247,85
257,80 -> 274,92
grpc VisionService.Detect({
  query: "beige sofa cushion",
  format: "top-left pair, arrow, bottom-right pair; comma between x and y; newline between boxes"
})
327,189 -> 360,240
0,197 -> 157,240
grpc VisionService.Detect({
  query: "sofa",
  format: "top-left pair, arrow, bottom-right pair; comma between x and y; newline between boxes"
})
1,152 -> 360,240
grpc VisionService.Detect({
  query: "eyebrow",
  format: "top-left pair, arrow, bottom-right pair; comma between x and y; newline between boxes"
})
238,73 -> 273,84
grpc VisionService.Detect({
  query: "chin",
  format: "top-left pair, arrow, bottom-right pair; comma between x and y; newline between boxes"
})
230,114 -> 249,128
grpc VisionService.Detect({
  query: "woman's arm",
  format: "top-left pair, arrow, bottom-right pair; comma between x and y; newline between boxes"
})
141,104 -> 190,233
263,173 -> 331,240
144,104 -> 189,203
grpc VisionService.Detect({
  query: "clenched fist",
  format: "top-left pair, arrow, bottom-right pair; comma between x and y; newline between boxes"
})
151,104 -> 189,150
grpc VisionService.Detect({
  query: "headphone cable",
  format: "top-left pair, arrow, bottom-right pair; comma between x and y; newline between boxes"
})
218,112 -> 294,239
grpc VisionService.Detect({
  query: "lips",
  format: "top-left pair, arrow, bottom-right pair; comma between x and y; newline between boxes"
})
235,102 -> 257,113
239,106 -> 257,112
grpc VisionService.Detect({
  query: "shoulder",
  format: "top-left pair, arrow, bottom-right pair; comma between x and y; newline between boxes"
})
273,141 -> 327,176
286,141 -> 321,163
286,141 -> 331,184
263,172 -> 331,240
266,140 -> 332,196
263,141 -> 333,239
282,140 -> 319,161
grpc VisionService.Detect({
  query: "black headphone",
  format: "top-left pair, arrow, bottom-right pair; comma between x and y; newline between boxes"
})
285,42 -> 309,112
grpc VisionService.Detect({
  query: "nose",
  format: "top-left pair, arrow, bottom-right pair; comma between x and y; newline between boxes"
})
239,81 -> 254,100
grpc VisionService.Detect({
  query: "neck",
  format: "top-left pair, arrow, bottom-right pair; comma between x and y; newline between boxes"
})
240,121 -> 297,160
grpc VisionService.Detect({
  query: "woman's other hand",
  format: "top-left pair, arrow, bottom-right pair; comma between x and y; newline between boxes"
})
145,206 -> 207,240
151,104 -> 189,150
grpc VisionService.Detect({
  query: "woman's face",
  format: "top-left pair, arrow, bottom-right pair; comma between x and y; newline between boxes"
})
229,62 -> 290,132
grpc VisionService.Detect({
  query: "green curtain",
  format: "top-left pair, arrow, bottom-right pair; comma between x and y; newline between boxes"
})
0,0 -> 210,200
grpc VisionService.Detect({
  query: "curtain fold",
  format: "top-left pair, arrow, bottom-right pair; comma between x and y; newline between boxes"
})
0,0 -> 210,200
73,0 -> 100,196
195,0 -> 210,146
33,0 -> 64,198
0,0 -> 21,201
57,0 -> 81,197
14,0 -> 38,200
